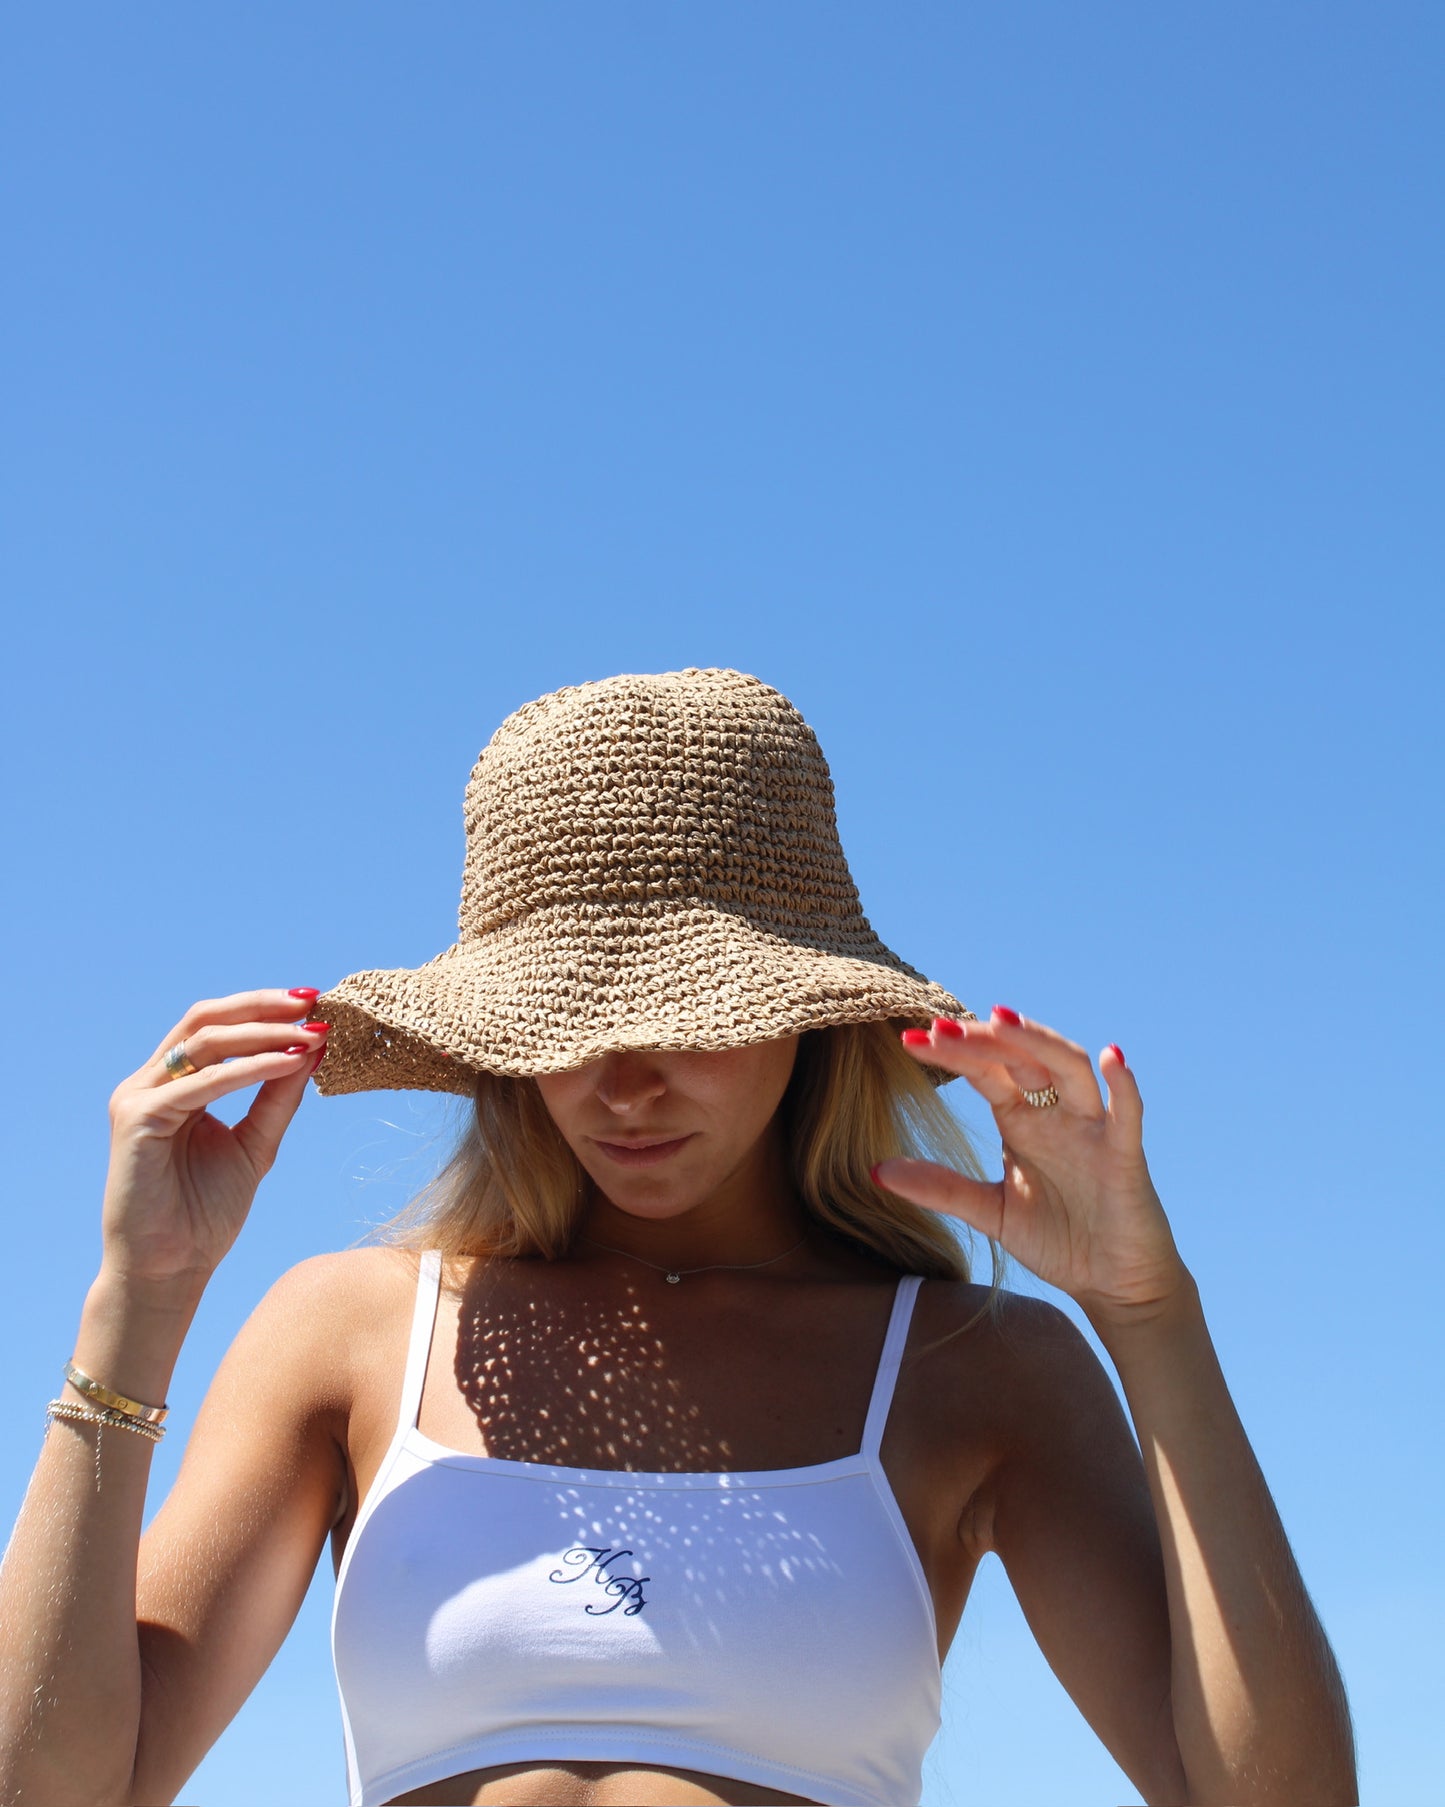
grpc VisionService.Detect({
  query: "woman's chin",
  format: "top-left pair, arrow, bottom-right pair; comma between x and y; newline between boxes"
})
591,1188 -> 706,1220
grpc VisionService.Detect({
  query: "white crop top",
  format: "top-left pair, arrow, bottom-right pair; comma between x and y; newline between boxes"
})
332,1252 -> 942,1807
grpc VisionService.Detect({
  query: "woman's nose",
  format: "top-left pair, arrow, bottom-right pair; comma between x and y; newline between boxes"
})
594,1052 -> 667,1113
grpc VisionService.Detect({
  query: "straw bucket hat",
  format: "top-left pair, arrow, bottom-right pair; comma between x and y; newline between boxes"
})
312,669 -> 971,1096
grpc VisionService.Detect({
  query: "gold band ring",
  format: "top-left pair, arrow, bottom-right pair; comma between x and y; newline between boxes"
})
1019,1083 -> 1060,1109
162,1042 -> 199,1081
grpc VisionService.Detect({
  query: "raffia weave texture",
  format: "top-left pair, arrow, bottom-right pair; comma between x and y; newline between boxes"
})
313,669 -> 970,1095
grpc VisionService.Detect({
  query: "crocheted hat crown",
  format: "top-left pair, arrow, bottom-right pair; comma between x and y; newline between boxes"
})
313,669 -> 968,1095
459,670 -> 859,939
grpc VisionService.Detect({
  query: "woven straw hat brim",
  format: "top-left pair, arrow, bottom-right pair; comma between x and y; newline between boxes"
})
313,899 -> 969,1096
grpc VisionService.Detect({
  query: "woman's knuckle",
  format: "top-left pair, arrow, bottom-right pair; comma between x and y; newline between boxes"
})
110,1090 -> 145,1132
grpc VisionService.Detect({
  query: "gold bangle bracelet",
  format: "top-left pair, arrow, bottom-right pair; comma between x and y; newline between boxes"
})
63,1360 -> 168,1425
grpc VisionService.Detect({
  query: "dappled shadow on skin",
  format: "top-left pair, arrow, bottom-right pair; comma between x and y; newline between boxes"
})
400,1256 -> 905,1668
450,1259 -> 732,1473
404,1255 -> 916,1655
406,1256 -> 913,1667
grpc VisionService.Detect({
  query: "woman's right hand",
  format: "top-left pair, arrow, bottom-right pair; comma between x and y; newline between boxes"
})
101,989 -> 328,1296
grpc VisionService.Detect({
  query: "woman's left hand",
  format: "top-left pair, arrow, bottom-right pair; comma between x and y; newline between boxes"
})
873,1009 -> 1191,1329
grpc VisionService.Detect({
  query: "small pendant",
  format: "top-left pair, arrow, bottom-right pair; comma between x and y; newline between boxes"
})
666,1272 -> 681,1284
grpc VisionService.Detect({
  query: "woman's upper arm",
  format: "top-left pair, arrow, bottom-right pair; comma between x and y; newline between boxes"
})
129,1253 -> 361,1806
986,1297 -> 1188,1805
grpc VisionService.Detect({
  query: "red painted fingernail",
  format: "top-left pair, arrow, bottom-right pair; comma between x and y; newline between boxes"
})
1108,1044 -> 1126,1067
870,1163 -> 884,1185
302,1021 -> 331,1035
933,1017 -> 965,1039
284,1044 -> 308,1055
991,1005 -> 1021,1025
288,988 -> 320,1000
310,1049 -> 326,1073
900,1028 -> 931,1047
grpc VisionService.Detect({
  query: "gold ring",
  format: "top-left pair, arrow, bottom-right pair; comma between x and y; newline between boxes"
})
162,1042 -> 199,1081
1019,1083 -> 1059,1109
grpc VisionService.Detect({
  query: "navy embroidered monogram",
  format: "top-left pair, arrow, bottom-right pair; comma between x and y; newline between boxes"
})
547,1545 -> 650,1616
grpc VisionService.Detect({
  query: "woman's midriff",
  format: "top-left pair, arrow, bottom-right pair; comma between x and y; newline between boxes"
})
389,1759 -> 820,1804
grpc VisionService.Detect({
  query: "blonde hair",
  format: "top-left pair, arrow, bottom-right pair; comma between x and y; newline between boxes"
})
378,1021 -> 1006,1331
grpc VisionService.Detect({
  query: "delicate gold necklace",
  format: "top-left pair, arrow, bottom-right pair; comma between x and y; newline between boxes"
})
577,1232 -> 809,1285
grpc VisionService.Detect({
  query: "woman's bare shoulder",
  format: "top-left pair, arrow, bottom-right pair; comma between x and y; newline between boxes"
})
253,1242 -> 419,1320
911,1277 -> 1096,1410
234,1245 -> 421,1401
917,1274 -> 1083,1342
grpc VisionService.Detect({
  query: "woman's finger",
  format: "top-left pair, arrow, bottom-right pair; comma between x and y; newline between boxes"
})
872,1157 -> 1006,1239
987,1007 -> 1093,1067
902,1027 -> 1023,1110
120,1047 -> 317,1127
138,1019 -> 329,1090
904,1016 -> 1102,1118
1100,1043 -> 1143,1137
147,988 -> 321,1065
231,1062 -> 317,1174
985,1008 -> 1104,1114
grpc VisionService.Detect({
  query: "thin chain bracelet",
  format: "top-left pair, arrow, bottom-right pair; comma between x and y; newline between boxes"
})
46,1399 -> 165,1493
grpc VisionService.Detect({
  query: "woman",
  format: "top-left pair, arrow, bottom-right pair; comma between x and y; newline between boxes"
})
0,669 -> 1355,1807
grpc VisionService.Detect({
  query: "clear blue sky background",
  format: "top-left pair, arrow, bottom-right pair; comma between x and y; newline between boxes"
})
2,5 -> 1440,1802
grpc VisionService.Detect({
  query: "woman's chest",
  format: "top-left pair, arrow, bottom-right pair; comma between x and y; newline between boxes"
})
338,1270 -> 1000,1664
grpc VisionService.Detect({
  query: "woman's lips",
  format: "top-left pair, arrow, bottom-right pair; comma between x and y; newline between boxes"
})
591,1134 -> 693,1168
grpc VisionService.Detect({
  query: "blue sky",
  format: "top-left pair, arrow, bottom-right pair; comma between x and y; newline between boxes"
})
1,5 -> 1440,1801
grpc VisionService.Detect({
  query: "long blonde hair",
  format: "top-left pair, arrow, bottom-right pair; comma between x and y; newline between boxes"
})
378,1021 -> 1006,1327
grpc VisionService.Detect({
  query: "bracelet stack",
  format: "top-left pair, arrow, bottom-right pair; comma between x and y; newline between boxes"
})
46,1361 -> 170,1487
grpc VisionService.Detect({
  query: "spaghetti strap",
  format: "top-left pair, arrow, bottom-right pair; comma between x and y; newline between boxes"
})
397,1249 -> 443,1436
860,1275 -> 923,1459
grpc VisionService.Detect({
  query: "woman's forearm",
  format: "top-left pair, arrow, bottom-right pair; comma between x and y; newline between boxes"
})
1088,1276 -> 1357,1805
0,1270 -> 202,1807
